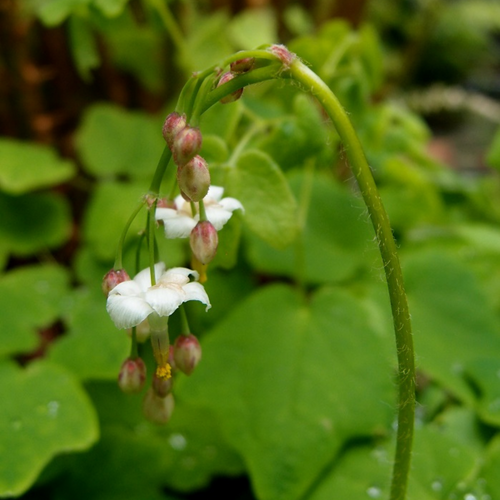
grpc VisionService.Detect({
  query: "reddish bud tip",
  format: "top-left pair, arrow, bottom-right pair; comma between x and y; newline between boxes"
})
102,268 -> 130,296
173,334 -> 202,376
230,57 -> 255,74
171,126 -> 202,166
176,155 -> 210,202
118,357 -> 146,394
217,72 -> 244,104
268,44 -> 295,68
162,112 -> 187,148
190,220 -> 218,265
143,389 -> 175,424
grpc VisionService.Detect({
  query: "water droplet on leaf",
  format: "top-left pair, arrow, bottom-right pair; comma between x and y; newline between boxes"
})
366,486 -> 382,498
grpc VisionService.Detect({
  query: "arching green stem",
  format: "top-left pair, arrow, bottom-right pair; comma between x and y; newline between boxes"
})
287,59 -> 415,500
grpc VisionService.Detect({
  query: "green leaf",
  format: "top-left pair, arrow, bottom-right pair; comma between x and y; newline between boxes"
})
486,126 -> 500,170
179,284 -> 395,500
102,10 -> 165,92
0,360 -> 98,497
367,250 -> 500,407
68,15 -> 100,81
246,170 -> 379,284
48,287 -> 129,380
404,251 -> 500,405
0,139 -> 75,195
309,411 -> 480,500
481,434 -> 500,498
82,180 -> 148,260
227,7 -> 277,49
0,264 -> 70,357
76,104 -> 164,179
70,383 -> 245,496
227,150 -> 298,248
0,191 -> 72,256
35,0 -> 89,26
92,0 -> 128,17
184,11 -> 233,71
199,134 -> 229,164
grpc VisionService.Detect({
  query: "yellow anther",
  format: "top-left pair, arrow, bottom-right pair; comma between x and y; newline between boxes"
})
156,363 -> 172,380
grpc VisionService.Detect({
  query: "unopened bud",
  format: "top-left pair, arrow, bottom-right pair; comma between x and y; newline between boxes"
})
162,112 -> 187,148
230,57 -> 255,74
143,389 -> 175,424
173,334 -> 202,376
177,155 -> 210,202
190,220 -> 218,265
118,357 -> 146,394
171,126 -> 202,166
268,44 -> 295,68
217,72 -> 243,104
152,371 -> 173,397
102,268 -> 130,296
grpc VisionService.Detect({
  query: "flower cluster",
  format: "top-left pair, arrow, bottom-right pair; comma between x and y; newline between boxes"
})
103,59 -> 248,425
161,112 -> 244,266
103,263 -> 209,423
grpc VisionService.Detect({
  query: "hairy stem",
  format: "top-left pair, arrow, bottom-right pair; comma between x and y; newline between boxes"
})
288,59 -> 415,500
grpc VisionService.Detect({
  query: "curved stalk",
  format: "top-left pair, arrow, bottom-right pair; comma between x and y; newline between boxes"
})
288,59 -> 415,500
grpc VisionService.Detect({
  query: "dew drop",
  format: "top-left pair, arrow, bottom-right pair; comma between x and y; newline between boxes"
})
366,486 -> 382,498
464,494 -> 477,500
169,433 -> 187,451
47,401 -> 59,418
431,479 -> 443,492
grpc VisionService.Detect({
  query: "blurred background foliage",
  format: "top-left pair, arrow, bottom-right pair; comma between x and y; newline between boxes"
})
1,0 -> 500,498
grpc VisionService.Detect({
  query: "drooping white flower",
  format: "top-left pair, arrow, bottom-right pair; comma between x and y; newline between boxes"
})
155,185 -> 244,239
106,263 -> 211,330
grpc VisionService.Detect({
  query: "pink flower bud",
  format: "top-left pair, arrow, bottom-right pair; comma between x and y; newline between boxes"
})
118,357 -> 146,394
162,112 -> 187,148
217,72 -> 244,104
268,44 -> 295,68
102,268 -> 130,296
152,371 -> 173,397
230,57 -> 255,74
171,126 -> 202,166
143,389 -> 175,424
176,155 -> 210,202
190,220 -> 218,265
173,334 -> 202,376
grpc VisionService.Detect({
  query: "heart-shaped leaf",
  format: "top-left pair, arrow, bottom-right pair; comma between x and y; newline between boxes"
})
0,360 -> 98,497
179,283 -> 395,500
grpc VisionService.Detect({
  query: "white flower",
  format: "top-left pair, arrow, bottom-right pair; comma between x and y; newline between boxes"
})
106,263 -> 211,329
155,185 -> 244,239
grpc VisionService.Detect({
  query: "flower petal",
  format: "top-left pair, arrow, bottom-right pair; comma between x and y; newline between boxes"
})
219,196 -> 244,213
145,287 -> 185,317
162,267 -> 200,284
133,262 -> 166,291
107,294 -> 153,329
206,185 -> 224,202
205,205 -> 233,230
182,282 -> 212,310
157,209 -> 197,238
